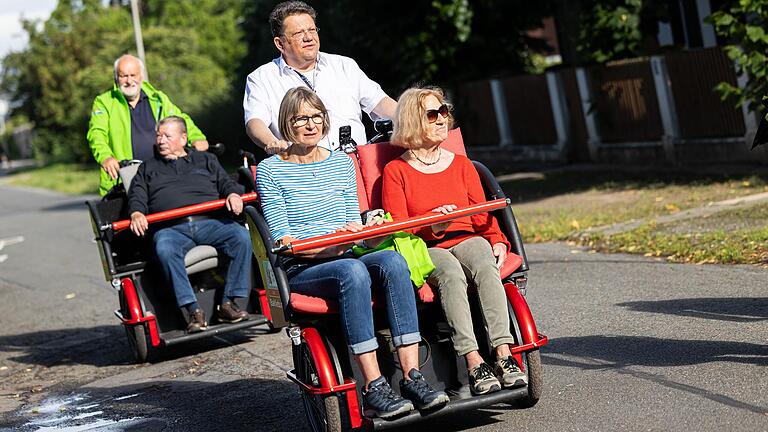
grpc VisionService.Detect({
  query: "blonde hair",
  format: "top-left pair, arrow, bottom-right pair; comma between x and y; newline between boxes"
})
278,87 -> 330,142
391,86 -> 453,149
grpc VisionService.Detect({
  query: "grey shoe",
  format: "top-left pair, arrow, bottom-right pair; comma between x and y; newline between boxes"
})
363,376 -> 414,419
399,369 -> 450,410
468,363 -> 501,395
495,356 -> 528,388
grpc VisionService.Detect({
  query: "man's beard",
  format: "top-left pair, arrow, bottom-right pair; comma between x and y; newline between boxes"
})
120,83 -> 140,100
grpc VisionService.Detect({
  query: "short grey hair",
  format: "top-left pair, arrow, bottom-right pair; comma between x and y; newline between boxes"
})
113,54 -> 147,83
157,116 -> 187,136
269,1 -> 317,37
278,87 -> 329,143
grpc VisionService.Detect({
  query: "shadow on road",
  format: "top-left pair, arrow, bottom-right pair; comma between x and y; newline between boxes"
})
545,335 -> 768,368
0,325 -> 263,368
542,335 -> 768,414
0,326 -> 131,367
40,201 -> 92,212
1,377 -> 305,431
1,376 -> 530,432
617,297 -> 768,322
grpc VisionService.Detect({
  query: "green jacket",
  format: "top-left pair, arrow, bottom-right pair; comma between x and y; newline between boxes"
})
87,81 -> 206,195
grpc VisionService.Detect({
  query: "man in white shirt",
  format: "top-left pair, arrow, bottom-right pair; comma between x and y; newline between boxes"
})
243,1 -> 397,154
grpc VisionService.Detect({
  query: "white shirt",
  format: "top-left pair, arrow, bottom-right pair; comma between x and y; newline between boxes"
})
243,52 -> 388,150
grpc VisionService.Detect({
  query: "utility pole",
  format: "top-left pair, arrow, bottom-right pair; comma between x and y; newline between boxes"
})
129,0 -> 148,80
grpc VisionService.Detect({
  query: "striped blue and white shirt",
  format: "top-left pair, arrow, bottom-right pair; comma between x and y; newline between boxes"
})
256,150 -> 361,241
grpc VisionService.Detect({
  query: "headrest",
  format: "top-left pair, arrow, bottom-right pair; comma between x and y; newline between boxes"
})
356,128 -> 465,209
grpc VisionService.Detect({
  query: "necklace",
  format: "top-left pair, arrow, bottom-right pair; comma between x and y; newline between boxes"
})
410,148 -> 441,166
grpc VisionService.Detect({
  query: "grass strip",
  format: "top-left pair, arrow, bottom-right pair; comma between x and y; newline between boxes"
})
7,163 -> 100,195
583,223 -> 768,265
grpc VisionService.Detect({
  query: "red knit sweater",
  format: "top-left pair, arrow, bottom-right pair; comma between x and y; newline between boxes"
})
381,154 -> 510,250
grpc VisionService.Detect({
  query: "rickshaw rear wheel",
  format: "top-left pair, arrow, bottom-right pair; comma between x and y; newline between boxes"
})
514,349 -> 543,408
293,340 -> 344,432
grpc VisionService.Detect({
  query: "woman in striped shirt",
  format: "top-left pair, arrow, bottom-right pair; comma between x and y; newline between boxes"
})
256,87 -> 448,419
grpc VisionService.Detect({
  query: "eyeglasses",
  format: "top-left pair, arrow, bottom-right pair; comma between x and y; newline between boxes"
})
292,113 -> 325,127
285,27 -> 319,41
426,104 -> 451,123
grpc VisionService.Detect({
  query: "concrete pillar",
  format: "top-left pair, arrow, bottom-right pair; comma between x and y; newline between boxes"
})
545,71 -> 570,151
737,70 -> 759,147
696,0 -> 717,48
575,67 -> 600,161
650,56 -> 679,163
489,79 -> 514,147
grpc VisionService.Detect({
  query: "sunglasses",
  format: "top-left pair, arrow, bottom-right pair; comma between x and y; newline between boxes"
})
426,104 -> 451,123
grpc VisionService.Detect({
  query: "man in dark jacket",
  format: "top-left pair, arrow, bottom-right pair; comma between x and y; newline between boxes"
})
128,116 -> 250,333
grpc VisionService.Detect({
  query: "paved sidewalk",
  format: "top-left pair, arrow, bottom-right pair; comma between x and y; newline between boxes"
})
0,159 -> 37,177
581,190 -> 768,236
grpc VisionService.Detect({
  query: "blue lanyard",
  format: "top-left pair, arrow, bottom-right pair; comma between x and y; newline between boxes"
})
294,70 -> 315,92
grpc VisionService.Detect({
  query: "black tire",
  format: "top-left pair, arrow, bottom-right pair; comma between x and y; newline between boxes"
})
124,324 -> 159,363
124,324 -> 148,362
515,349 -> 543,408
293,341 -> 345,432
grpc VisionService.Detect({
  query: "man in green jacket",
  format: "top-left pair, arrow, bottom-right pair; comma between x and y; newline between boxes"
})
87,54 -> 209,195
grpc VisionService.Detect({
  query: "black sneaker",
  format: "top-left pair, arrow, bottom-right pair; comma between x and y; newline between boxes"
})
363,376 -> 414,419
468,362 -> 501,395
495,356 -> 528,388
399,369 -> 450,410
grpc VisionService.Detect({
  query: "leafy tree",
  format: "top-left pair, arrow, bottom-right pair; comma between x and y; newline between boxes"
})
240,0 -> 554,98
575,0 -> 670,64
708,0 -> 768,112
0,0 -> 246,164
1,0 -> 131,162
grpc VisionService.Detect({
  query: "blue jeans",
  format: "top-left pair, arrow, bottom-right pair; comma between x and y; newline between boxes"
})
288,250 -> 420,355
153,218 -> 252,307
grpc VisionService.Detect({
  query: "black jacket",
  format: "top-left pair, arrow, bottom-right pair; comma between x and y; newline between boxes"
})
128,150 -> 243,215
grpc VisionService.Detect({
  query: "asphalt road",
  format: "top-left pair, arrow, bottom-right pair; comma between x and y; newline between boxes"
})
0,185 -> 766,431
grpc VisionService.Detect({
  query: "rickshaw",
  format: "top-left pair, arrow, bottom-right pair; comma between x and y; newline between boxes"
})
86,145 -> 279,362
243,127 -> 548,430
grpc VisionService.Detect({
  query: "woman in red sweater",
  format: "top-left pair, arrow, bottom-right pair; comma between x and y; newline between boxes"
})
381,86 -> 527,396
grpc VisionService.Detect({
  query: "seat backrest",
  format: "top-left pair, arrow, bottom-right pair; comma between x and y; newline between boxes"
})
119,161 -> 142,193
353,127 -> 466,210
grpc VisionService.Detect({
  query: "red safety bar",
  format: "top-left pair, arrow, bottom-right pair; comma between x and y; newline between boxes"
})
110,192 -> 259,233
504,282 -> 547,348
284,198 -> 510,253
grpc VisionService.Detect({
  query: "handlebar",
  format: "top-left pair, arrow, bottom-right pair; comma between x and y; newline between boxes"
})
239,149 -> 258,167
271,198 -> 510,254
105,192 -> 259,233
366,120 -> 393,145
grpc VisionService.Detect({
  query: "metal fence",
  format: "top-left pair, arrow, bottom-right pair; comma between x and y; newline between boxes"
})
665,47 -> 745,138
587,58 -> 664,143
452,47 -> 759,164
500,74 -> 558,146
